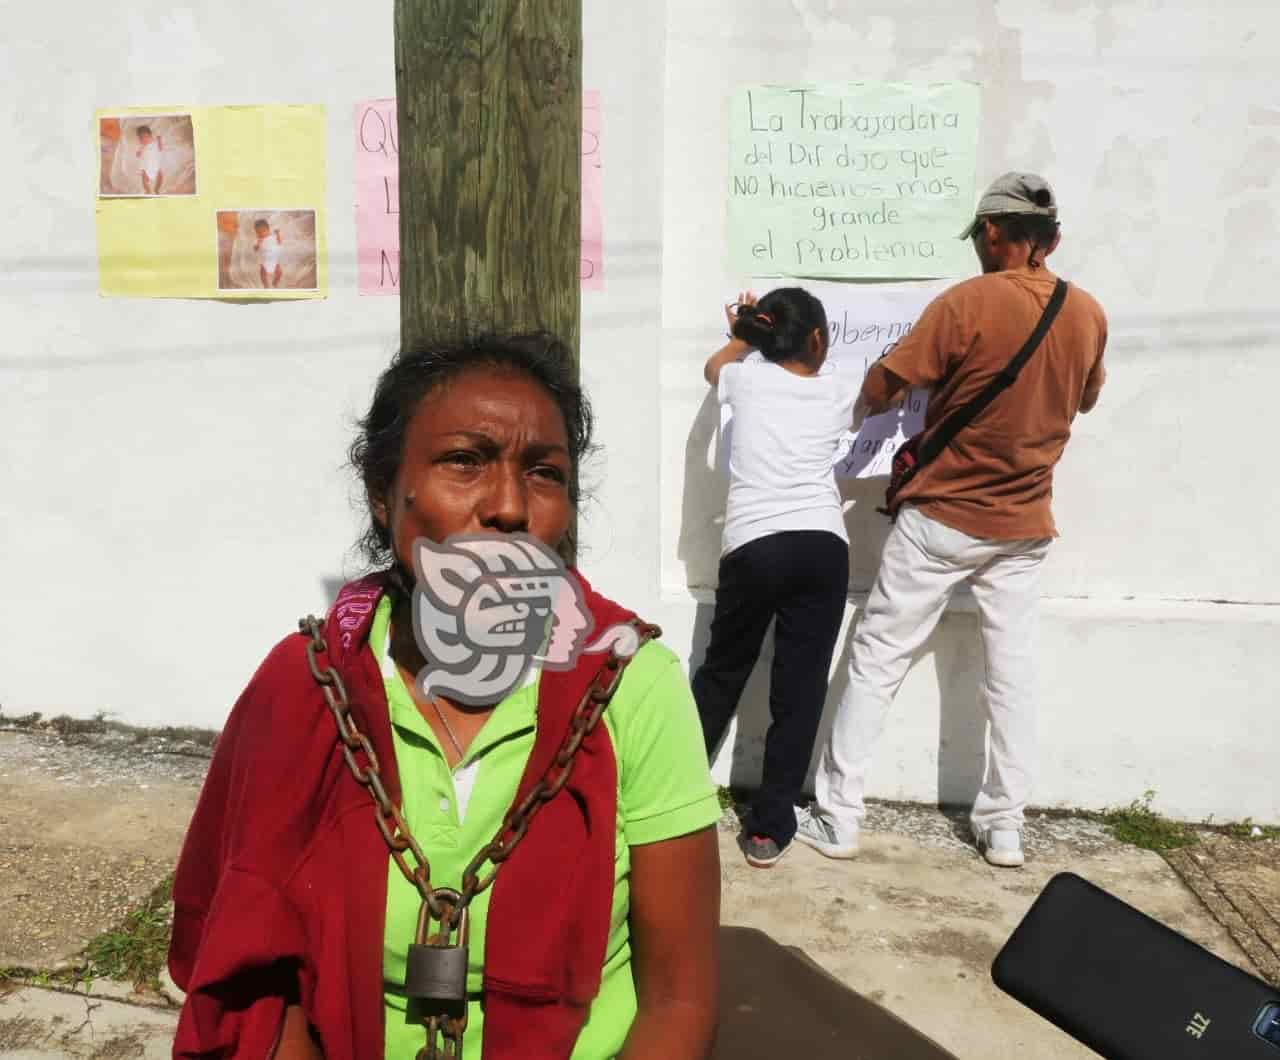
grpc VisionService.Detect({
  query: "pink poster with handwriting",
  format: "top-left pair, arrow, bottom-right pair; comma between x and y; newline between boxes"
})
354,99 -> 399,295
356,95 -> 603,296
580,90 -> 603,291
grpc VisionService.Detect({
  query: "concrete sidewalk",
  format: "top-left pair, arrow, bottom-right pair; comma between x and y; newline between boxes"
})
718,804 -> 1263,1059
0,982 -> 174,1059
0,724 -> 1273,1058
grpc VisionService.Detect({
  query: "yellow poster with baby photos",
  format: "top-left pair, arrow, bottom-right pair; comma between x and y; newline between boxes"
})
95,105 -> 327,299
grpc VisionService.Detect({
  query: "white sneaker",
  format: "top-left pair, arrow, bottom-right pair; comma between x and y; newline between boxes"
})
794,806 -> 859,859
974,825 -> 1024,868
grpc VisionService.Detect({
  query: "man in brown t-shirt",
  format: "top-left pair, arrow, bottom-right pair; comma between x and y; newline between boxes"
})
796,173 -> 1107,869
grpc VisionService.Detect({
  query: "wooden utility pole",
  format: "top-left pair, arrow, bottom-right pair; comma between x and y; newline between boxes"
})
395,0 -> 582,358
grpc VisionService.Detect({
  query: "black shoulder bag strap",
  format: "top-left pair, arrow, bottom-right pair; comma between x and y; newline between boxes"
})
914,278 -> 1069,468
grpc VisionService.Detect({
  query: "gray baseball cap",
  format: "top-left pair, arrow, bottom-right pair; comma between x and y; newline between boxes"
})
959,172 -> 1058,239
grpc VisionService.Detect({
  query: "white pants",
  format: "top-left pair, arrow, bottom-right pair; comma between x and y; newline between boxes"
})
814,505 -> 1051,840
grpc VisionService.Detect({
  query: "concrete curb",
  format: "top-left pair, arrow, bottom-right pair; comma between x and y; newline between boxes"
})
0,983 -> 177,1058
1166,840 -> 1280,987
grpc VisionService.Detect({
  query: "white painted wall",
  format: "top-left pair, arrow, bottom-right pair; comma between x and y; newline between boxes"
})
1,0 -> 1276,823
1,5 -> 402,733
656,0 -> 1280,825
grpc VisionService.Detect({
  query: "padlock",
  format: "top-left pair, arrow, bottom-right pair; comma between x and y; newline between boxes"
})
405,894 -> 469,1004
405,942 -> 468,1003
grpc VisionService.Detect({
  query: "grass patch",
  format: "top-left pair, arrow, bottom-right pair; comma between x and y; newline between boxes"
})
1100,790 -> 1199,853
82,874 -> 174,989
0,964 -> 88,991
0,709 -> 217,751
48,712 -> 111,737
0,875 -> 178,994
1221,817 -> 1280,842
716,785 -> 740,812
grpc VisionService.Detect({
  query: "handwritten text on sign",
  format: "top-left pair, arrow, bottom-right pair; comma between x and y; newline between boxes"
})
355,100 -> 400,294
727,83 -> 980,280
355,96 -> 605,296
718,279 -> 951,479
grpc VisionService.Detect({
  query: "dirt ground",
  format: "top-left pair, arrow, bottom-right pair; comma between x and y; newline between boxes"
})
0,728 -> 205,971
0,722 -> 1275,1059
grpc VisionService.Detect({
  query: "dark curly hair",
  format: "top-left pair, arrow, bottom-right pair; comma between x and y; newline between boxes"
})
349,332 -> 593,567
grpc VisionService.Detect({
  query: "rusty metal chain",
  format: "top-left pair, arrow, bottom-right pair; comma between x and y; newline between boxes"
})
298,612 -> 660,1058
452,628 -> 658,907
301,617 -> 444,916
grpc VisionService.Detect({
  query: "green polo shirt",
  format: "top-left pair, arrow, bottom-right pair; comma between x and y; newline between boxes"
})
372,596 -> 719,1059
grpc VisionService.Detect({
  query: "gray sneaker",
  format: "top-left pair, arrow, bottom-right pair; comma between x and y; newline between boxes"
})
794,806 -> 859,859
738,832 -> 788,868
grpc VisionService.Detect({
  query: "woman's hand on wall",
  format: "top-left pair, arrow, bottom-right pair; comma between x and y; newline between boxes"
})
706,290 -> 757,387
723,290 -> 757,337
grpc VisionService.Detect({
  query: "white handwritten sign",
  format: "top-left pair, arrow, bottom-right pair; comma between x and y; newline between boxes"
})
727,83 -> 980,279
718,279 -> 951,479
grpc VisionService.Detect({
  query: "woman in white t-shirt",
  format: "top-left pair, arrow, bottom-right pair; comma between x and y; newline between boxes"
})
694,287 -> 859,868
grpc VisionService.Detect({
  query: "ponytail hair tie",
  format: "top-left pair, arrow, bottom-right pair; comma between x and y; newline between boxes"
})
755,313 -> 775,327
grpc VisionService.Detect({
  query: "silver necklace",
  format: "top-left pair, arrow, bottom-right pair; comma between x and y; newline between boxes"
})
386,623 -> 466,763
428,697 -> 465,762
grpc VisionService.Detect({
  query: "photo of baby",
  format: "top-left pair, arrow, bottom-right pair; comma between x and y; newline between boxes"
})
99,115 -> 197,197
216,209 -> 318,292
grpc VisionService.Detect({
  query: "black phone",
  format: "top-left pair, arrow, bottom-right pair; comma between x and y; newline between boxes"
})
992,872 -> 1280,1058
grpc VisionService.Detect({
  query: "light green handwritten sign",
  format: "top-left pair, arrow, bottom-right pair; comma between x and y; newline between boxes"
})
727,82 -> 981,279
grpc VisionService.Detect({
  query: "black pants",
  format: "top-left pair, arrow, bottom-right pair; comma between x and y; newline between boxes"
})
692,530 -> 849,846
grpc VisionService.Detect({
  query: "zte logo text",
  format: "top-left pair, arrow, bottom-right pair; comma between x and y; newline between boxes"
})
1186,1012 -> 1211,1040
